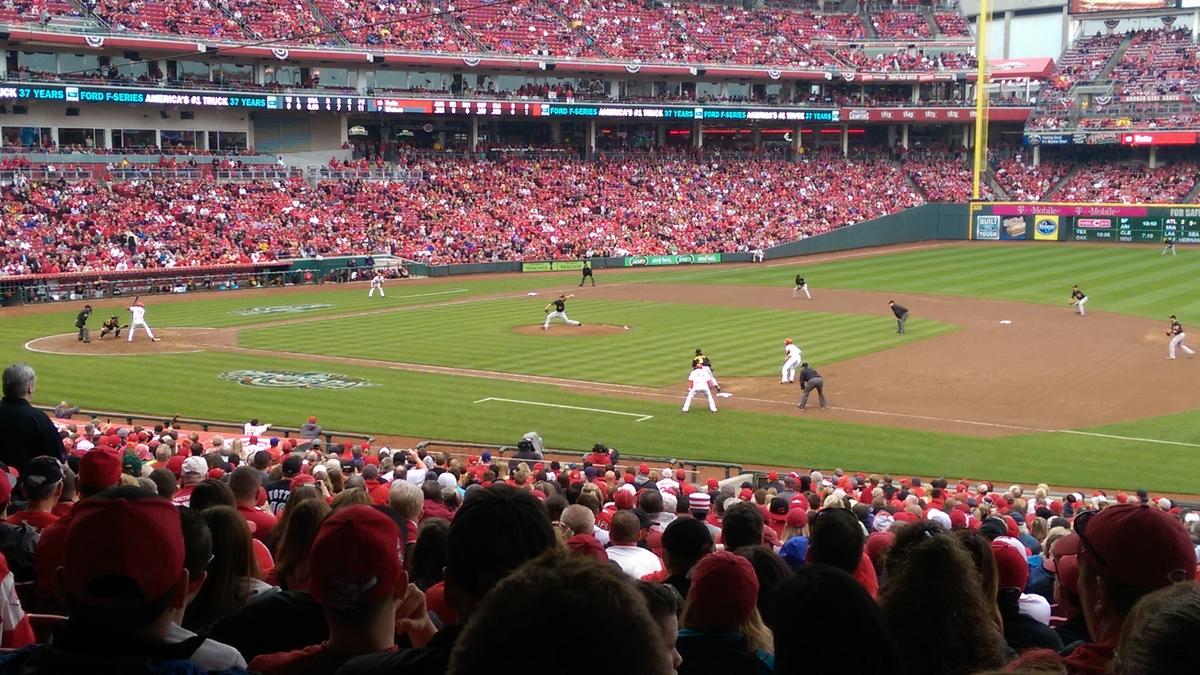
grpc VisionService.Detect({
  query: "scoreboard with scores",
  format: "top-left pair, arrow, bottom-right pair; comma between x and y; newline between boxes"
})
268,95 -> 368,113
969,202 -> 1200,243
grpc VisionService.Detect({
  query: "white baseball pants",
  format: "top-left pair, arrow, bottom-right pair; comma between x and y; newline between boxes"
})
544,311 -> 579,328
369,285 -> 385,297
1169,333 -> 1195,359
128,320 -> 155,341
1076,297 -> 1088,316
683,387 -> 717,412
782,356 -> 802,383
793,284 -> 811,299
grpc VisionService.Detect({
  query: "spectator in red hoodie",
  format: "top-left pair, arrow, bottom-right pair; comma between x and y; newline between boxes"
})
231,466 -> 276,542
6,456 -> 63,532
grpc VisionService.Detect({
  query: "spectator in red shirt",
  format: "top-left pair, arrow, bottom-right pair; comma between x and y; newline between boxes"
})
6,456 -> 63,532
419,481 -> 452,522
231,466 -> 276,542
250,505 -> 435,675
172,456 -> 209,507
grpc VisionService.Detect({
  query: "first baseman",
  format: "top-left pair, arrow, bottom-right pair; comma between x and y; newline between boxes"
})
1167,314 -> 1195,360
1069,285 -> 1087,316
792,274 -> 811,300
781,338 -> 802,384
127,297 -> 160,342
543,294 -> 582,330
369,272 -> 385,297
682,362 -> 718,413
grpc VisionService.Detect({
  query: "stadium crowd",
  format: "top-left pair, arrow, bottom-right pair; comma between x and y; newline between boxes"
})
1055,161 -> 1200,205
992,157 -> 1071,202
0,361 -> 1196,674
0,153 -> 923,273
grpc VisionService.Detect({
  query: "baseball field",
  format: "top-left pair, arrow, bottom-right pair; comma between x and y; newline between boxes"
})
6,242 -> 1200,493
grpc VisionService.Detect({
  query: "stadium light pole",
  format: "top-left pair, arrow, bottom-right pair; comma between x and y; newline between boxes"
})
971,0 -> 990,201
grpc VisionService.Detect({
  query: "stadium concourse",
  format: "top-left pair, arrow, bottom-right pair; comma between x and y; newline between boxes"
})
0,367 -> 1196,674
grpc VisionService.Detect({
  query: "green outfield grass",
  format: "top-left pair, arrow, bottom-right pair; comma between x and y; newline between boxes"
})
238,298 -> 951,386
5,243 -> 1200,493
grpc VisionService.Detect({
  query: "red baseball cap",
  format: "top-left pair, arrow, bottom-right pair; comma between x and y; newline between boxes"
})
706,478 -> 719,490
675,469 -> 685,481
290,474 -> 317,490
64,498 -> 184,606
79,449 -> 123,492
738,488 -> 753,501
991,541 -> 1029,590
1077,505 -> 1196,590
638,463 -> 650,475
786,508 -> 808,527
166,455 -> 186,477
1043,533 -> 1082,574
309,505 -> 406,610
614,490 -> 636,510
565,534 -> 608,563
767,472 -> 778,481
686,551 -> 759,629
207,468 -> 225,480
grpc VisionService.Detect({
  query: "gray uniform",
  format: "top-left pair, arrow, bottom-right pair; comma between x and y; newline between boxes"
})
891,303 -> 909,335
797,366 -> 827,409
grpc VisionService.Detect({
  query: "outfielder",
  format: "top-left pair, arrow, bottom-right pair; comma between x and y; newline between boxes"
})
792,274 -> 811,300
682,362 -> 718,413
1069,285 -> 1087,317
781,338 -> 802,384
1163,237 -> 1176,256
543,294 -> 582,330
98,315 -> 123,340
368,272 -> 385,297
127,297 -> 160,342
1167,314 -> 1195,360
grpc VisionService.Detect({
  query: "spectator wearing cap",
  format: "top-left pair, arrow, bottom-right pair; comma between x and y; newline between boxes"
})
1110,580 -> 1200,675
230,466 -> 276,542
339,485 -> 556,675
1012,504 -> 1197,674
0,489 -> 205,672
677,551 -> 773,675
765,497 -> 790,539
265,456 -> 303,516
606,510 -> 663,578
992,539 -> 1064,653
447,551 -> 672,675
6,456 -> 63,532
687,493 -> 722,541
652,517 -> 714,599
0,364 -> 65,474
172,456 -> 210,507
250,505 -> 434,674
298,416 -> 321,441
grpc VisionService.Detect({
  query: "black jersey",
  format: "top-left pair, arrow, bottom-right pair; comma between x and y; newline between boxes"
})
795,276 -> 805,286
582,266 -> 593,276
1171,320 -> 1184,336
102,317 -> 120,330
1165,238 -> 1175,247
75,310 -> 90,328
554,298 -> 566,312
1071,289 -> 1086,301
891,304 -> 908,318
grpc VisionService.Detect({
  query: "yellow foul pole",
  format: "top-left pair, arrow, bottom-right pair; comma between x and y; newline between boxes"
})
972,0 -> 990,200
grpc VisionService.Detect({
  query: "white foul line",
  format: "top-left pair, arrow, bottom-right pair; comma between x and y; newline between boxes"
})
1052,429 -> 1200,449
392,288 -> 470,299
473,397 -> 654,422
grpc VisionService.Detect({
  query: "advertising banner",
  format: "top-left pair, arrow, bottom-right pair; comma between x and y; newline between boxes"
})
1119,131 -> 1197,146
1033,214 -> 1060,241
974,214 -> 1001,240
522,260 -> 588,272
1000,216 -> 1028,240
624,253 -> 722,267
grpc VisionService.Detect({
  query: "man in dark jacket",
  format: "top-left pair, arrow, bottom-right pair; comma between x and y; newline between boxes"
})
0,364 -> 65,473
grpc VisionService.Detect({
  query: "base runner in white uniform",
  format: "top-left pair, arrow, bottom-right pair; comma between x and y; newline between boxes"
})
543,294 -> 582,330
1167,314 -> 1195,359
368,272 -> 385,297
781,338 -> 802,383
682,363 -> 718,413
127,297 -> 160,342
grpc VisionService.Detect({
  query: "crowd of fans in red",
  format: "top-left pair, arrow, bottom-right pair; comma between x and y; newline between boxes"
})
1056,161 -> 1199,204
10,0 -> 976,69
0,153 -> 924,273
0,361 -> 1196,675
901,146 -> 993,202
992,157 -> 1072,202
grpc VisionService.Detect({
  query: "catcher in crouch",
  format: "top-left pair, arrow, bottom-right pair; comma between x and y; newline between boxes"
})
97,315 -> 125,340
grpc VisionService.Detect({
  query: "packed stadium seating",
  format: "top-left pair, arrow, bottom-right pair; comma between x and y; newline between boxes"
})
901,147 -> 993,202
871,10 -> 930,40
458,0 -> 593,57
0,153 -> 922,273
992,157 -> 1071,202
0,395 -> 1192,674
91,0 -> 244,37
1055,161 -> 1199,204
1109,28 -> 1200,97
933,11 -> 970,37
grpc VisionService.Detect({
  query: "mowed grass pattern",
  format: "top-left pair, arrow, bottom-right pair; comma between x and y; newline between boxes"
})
696,244 -> 1200,320
237,298 -> 953,386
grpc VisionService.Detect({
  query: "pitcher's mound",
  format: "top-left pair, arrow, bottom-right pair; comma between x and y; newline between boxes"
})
513,324 -> 630,337
25,329 -> 216,356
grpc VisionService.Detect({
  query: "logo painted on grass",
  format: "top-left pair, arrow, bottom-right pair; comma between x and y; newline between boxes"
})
219,370 -> 374,389
231,304 -> 333,316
